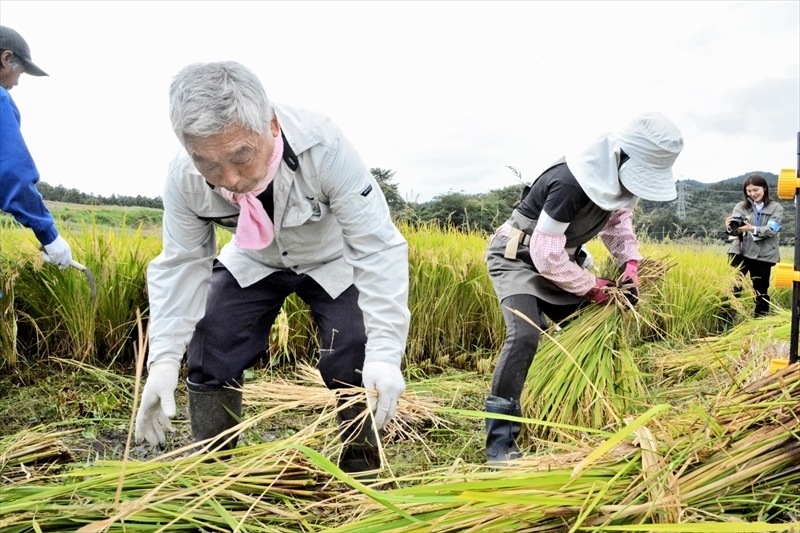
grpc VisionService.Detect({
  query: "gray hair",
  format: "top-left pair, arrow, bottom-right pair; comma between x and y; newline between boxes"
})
0,50 -> 24,71
169,61 -> 274,145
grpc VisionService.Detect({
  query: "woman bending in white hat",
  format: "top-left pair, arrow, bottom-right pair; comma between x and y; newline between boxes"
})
483,112 -> 684,465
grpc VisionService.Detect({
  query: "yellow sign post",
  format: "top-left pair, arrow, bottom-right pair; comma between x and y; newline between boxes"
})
773,134 -> 800,370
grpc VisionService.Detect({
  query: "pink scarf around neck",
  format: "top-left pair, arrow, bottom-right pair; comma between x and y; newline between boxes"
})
221,131 -> 284,249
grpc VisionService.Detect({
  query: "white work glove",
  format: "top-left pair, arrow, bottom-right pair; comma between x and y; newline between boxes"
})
42,235 -> 73,269
135,359 -> 179,446
361,361 -> 406,430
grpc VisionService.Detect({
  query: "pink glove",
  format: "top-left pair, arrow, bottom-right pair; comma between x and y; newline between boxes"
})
619,260 -> 638,286
618,260 -> 639,306
586,278 -> 614,304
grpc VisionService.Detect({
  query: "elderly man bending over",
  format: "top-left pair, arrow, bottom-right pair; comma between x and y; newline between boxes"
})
134,61 -> 409,476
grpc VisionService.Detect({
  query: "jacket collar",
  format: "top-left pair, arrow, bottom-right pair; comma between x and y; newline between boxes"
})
272,102 -> 323,156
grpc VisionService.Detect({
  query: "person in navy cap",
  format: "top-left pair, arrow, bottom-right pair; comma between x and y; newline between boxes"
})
0,25 -> 72,269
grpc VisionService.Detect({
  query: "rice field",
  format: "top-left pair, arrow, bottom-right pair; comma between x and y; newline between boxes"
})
1,219 -> 798,532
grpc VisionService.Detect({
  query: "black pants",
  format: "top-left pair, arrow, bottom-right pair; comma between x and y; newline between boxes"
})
187,263 -> 367,389
490,294 -> 582,401
729,254 -> 774,317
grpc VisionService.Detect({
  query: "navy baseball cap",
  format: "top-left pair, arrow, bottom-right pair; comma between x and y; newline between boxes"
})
0,26 -> 48,76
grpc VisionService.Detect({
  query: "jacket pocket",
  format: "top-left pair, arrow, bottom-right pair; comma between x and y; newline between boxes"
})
283,198 -> 331,227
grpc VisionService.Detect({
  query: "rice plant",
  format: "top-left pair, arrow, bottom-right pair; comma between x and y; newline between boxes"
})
5,220 -> 157,364
0,261 -> 20,367
402,222 -> 502,372
515,258 -> 674,445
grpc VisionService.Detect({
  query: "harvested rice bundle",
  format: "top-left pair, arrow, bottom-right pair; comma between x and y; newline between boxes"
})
654,310 -> 791,386
0,430 -> 337,532
328,367 -> 800,532
0,429 -> 75,483
245,364 -> 448,443
649,365 -> 800,522
518,258 -> 671,444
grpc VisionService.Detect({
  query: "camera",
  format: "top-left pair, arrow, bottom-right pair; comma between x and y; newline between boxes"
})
729,216 -> 746,232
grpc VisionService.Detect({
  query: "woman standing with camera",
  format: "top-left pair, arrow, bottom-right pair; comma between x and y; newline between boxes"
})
725,174 -> 783,317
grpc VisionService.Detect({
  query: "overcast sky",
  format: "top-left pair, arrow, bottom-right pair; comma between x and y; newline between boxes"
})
3,1 -> 798,202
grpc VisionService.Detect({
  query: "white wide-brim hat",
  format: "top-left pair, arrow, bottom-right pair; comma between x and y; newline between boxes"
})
618,112 -> 684,202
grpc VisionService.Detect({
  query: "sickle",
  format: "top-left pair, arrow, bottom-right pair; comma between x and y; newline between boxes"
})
68,260 -> 97,303
40,246 -> 97,303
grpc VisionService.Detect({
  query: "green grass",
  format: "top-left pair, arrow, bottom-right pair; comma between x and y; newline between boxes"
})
45,201 -> 163,230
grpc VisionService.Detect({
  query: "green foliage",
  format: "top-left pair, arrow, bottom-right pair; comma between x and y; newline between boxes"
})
1,203 -> 164,233
36,181 -> 164,209
370,168 -> 406,215
410,184 -> 524,234
48,202 -> 163,230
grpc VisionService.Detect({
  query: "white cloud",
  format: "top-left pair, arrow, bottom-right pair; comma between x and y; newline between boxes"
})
3,0 -> 798,202
686,77 -> 799,142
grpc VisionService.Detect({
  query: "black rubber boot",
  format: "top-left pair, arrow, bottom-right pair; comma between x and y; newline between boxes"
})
485,395 -> 522,465
755,294 -> 770,318
187,378 -> 243,452
337,401 -> 381,479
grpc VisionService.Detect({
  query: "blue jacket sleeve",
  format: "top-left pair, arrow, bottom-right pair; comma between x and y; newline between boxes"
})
0,88 -> 58,246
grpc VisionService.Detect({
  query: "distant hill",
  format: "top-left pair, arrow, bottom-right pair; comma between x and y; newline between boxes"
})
716,171 -> 779,188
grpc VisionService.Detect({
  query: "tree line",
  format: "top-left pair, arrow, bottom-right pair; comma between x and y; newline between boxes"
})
377,168 -> 795,245
37,182 -> 164,209
37,168 -> 795,244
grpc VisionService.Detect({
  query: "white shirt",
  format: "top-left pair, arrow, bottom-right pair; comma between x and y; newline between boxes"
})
146,103 -> 410,369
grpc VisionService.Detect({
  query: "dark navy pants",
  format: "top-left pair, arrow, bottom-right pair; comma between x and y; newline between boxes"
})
187,262 -> 367,390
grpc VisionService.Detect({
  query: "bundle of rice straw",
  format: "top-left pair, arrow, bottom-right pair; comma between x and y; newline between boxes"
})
327,364 -> 800,531
245,364 -> 448,442
519,258 -> 672,444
